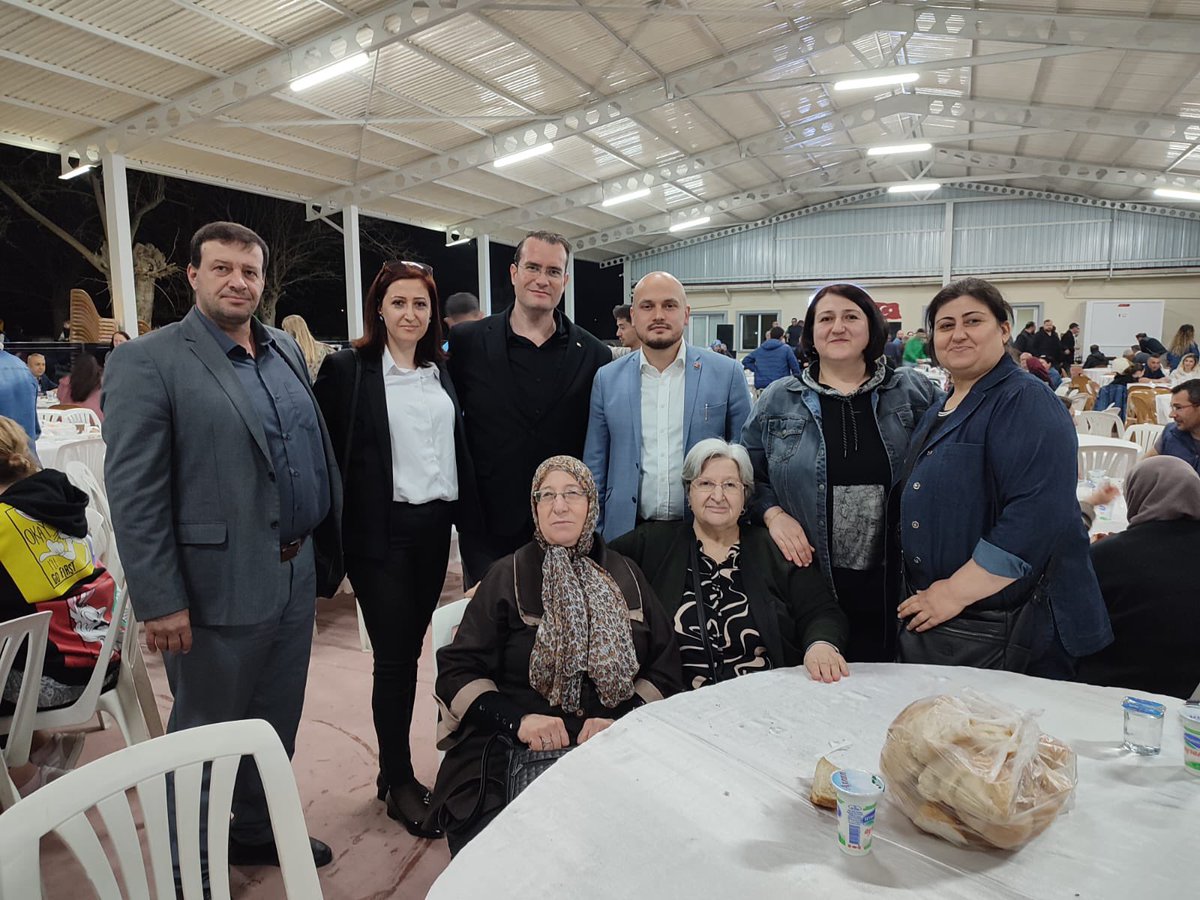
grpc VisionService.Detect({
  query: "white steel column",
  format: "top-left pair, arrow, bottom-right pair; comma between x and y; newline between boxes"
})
565,254 -> 576,320
343,205 -> 363,340
101,152 -> 138,333
942,201 -> 955,285
622,265 -> 631,304
477,234 -> 492,315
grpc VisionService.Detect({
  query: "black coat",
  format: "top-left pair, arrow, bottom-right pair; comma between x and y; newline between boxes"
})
1077,519 -> 1200,700
1082,352 -> 1112,369
1014,330 -> 1036,354
447,307 -> 611,538
1030,329 -> 1062,362
313,347 -> 482,560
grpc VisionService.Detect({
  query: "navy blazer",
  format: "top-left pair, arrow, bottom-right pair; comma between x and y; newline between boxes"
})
900,354 -> 1112,658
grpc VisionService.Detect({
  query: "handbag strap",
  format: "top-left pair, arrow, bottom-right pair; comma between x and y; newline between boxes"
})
687,540 -> 721,685
340,349 -> 361,488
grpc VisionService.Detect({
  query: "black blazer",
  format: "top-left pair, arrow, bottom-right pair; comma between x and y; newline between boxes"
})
608,521 -> 849,670
447,307 -> 611,537
313,347 -> 482,561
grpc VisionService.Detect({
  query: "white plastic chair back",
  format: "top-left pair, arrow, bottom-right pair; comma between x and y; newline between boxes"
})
1125,423 -> 1165,457
431,597 -> 470,684
62,460 -> 122,587
38,407 -> 102,430
1076,409 -> 1125,439
0,585 -> 127,731
0,719 -> 323,900
1068,393 -> 1089,414
1078,444 -> 1139,481
54,438 -> 107,489
0,611 -> 51,810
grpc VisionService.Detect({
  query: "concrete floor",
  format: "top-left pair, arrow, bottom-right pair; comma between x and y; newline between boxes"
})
39,564 -> 465,899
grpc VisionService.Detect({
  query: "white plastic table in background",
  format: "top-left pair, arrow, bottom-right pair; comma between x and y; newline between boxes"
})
429,665 -> 1192,900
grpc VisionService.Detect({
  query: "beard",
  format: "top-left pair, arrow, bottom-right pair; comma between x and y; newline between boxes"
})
640,330 -> 680,350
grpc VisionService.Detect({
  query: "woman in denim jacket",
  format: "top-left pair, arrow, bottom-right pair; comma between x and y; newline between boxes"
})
896,278 -> 1112,677
742,285 -> 942,662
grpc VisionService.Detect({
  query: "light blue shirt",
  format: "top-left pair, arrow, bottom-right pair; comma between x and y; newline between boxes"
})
0,350 -> 40,446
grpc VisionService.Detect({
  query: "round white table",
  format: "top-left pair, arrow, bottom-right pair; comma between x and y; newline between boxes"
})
1076,434 -> 1137,450
428,666 -> 1191,899
1081,368 -> 1114,387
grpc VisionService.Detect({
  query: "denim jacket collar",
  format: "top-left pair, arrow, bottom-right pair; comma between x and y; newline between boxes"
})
912,354 -> 1022,457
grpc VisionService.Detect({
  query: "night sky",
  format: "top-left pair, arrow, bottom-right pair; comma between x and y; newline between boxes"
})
0,145 -> 625,342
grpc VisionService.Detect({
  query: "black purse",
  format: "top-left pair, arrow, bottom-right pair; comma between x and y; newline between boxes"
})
314,350 -> 360,598
506,741 -> 571,803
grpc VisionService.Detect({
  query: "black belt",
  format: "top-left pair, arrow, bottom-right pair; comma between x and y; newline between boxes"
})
280,536 -> 305,562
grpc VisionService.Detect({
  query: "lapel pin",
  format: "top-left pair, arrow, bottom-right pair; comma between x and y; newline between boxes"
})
576,341 -> 582,347
693,360 -> 701,369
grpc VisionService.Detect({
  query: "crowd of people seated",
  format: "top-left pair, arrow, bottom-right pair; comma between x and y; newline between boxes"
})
5,221 -> 1195,885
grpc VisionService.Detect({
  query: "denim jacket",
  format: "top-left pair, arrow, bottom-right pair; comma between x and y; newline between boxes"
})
741,366 -> 942,594
900,354 -> 1113,658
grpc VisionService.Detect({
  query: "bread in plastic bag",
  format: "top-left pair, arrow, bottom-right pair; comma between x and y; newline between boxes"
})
878,690 -> 1076,850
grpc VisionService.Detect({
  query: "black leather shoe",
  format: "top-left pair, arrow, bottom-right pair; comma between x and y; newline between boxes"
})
228,835 -> 334,869
385,780 -> 443,840
376,770 -> 388,801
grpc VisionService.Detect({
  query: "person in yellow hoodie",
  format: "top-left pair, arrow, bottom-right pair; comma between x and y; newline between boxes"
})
0,416 -> 116,792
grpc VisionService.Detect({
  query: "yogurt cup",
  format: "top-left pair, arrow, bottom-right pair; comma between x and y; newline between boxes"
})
831,769 -> 886,856
1180,706 -> 1200,776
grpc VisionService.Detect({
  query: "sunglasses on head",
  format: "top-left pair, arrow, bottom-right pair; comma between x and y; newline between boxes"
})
385,259 -> 433,275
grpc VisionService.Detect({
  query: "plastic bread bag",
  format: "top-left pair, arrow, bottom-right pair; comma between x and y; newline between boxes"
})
879,690 -> 1077,850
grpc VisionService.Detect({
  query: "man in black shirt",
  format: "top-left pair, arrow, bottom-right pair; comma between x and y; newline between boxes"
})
1137,332 -> 1169,357
448,231 -> 610,584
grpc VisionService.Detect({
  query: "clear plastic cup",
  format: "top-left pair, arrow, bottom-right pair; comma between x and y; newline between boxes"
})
831,769 -> 886,856
1180,707 -> 1200,776
1122,697 -> 1165,755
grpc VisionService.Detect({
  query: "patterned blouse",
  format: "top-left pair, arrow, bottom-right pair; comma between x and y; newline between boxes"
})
676,541 -> 771,690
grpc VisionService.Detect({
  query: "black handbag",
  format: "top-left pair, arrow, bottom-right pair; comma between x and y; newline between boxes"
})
314,350 -> 360,598
505,742 -> 571,803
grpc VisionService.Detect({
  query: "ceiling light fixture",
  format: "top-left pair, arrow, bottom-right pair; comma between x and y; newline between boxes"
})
493,143 -> 554,168
445,236 -> 472,247
290,53 -> 370,92
887,182 -> 941,194
1153,187 -> 1200,202
669,217 -> 711,233
58,164 -> 95,180
833,72 -> 919,91
601,188 -> 652,207
867,142 -> 933,156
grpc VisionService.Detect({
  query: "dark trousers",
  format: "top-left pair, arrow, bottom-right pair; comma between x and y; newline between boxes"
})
347,500 -> 452,790
458,527 -> 526,589
163,539 -> 314,885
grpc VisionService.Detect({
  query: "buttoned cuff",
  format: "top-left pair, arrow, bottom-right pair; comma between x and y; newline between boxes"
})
972,539 -> 1033,580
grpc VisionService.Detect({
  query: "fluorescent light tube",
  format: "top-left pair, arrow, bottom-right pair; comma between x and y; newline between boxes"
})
445,237 -> 472,247
1153,188 -> 1200,202
493,143 -> 554,168
58,164 -> 94,180
867,142 -> 932,156
834,72 -> 919,91
669,217 -> 711,233
290,53 -> 370,92
887,182 -> 940,194
601,188 -> 652,207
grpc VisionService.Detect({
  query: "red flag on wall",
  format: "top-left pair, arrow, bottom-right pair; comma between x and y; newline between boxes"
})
875,301 -> 901,321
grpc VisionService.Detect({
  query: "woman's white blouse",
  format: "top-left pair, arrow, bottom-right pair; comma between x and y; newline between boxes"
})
381,347 -> 458,504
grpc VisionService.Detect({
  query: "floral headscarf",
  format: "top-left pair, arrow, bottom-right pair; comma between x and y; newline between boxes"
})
527,456 -> 638,713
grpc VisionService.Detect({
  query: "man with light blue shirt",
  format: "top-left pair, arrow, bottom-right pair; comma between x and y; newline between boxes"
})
584,271 -> 752,541
0,347 -> 40,446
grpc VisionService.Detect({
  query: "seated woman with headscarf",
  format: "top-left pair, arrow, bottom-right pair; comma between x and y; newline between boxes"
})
1077,456 -> 1200,699
430,456 -> 681,854
610,439 -> 849,689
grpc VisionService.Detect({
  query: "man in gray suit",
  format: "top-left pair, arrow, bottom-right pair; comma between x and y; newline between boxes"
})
103,221 -> 342,869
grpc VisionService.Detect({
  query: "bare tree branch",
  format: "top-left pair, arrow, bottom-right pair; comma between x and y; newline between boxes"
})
0,177 -> 106,271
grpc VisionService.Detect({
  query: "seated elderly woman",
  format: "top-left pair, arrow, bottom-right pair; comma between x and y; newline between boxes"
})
430,456 -> 681,854
1077,456 -> 1200,699
609,439 -> 850,689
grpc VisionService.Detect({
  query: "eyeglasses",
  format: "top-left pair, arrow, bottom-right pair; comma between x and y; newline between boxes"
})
385,260 -> 433,275
691,479 -> 744,496
1170,402 -> 1196,413
519,262 -> 565,280
533,487 -> 588,506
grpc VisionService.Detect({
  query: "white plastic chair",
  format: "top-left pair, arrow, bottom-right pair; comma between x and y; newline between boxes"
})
0,611 -> 51,810
63,460 -> 120,586
38,407 -> 102,430
1075,409 -> 1126,439
430,598 -> 470,761
1067,392 -> 1089,414
56,440 -> 108,494
0,719 -> 323,899
356,600 -> 371,654
1078,444 -> 1139,481
1126,423 -> 1165,457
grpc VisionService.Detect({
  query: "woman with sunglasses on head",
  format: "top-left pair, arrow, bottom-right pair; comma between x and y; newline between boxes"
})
741,284 -> 942,664
313,260 -> 482,839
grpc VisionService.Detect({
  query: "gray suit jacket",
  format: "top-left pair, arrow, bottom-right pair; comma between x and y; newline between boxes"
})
101,308 -> 343,626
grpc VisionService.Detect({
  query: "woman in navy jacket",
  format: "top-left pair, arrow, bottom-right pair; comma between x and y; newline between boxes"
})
897,278 -> 1112,677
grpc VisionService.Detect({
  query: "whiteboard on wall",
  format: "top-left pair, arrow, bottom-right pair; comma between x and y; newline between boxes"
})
1083,300 -> 1165,357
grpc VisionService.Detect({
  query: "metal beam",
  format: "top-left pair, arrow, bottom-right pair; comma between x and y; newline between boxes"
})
62,0 -> 492,161
477,235 -> 492,315
343,206 -> 363,341
308,4 -> 916,213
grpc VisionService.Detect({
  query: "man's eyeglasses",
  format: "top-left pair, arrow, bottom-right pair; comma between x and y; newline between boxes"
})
519,262 -> 564,280
385,260 -> 433,275
533,488 -> 588,506
691,479 -> 744,496
1170,402 -> 1196,413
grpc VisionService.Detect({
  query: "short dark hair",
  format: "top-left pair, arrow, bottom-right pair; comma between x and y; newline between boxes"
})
769,326 -> 785,340
612,304 -> 632,324
444,292 -> 479,318
801,283 -> 888,366
1023,321 -> 1035,330
1090,344 -> 1100,352
925,278 -> 1013,367
1069,323 -> 1079,329
67,352 -> 102,403
1172,378 -> 1200,406
513,231 -> 571,266
189,221 -> 269,273
353,261 -> 444,367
